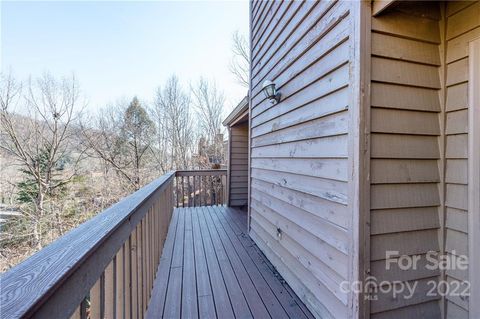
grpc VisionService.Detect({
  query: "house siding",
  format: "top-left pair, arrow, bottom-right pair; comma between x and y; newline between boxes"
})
369,3 -> 443,317
444,1 -> 480,317
229,123 -> 249,207
249,1 -> 356,317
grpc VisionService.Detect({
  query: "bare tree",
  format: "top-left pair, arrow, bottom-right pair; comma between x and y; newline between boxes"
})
81,97 -> 155,190
153,75 -> 195,170
191,77 -> 225,142
0,72 -> 85,249
191,77 -> 225,166
229,30 -> 250,87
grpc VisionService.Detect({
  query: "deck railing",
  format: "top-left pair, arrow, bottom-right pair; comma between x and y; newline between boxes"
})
174,169 -> 227,207
0,172 -> 175,319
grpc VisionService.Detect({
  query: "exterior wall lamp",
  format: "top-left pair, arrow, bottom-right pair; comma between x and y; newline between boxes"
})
262,80 -> 281,103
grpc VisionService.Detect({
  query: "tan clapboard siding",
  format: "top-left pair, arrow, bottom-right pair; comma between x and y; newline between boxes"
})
371,109 -> 440,135
371,229 -> 440,261
371,9 -> 441,43
371,82 -> 441,112
446,57 -> 469,86
371,254 -> 440,283
250,217 -> 349,318
446,184 -> 468,211
371,183 -> 440,210
371,300 -> 441,319
443,4 -> 479,313
249,2 -> 355,318
446,1 -> 480,40
252,63 -> 350,126
251,0 -> 345,104
371,159 -> 440,184
250,191 -> 349,256
251,134 -> 348,159
371,134 -> 440,159
252,103 -> 349,147
372,32 -> 441,65
249,225 -> 349,319
372,57 -> 441,89
251,178 -> 350,229
446,207 -> 468,233
228,124 -> 248,207
446,82 -> 468,112
372,278 -> 441,314
446,300 -> 469,319
371,207 -> 440,235
445,276 -> 470,310
369,3 -> 443,315
251,200 -> 350,282
446,159 -> 468,184
251,158 -> 348,182
446,134 -> 468,158
446,109 -> 468,134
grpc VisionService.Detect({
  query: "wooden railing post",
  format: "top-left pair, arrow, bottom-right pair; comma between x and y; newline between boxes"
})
174,170 -> 227,208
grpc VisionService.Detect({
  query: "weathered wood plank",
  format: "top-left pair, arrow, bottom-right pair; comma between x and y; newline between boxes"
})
370,229 -> 440,261
205,207 -> 271,318
371,134 -> 440,159
163,207 -> 185,318
371,183 -> 440,209
190,207 -> 216,319
145,209 -> 179,319
371,108 -> 440,135
446,57 -> 469,86
199,207 -> 252,318
218,207 -> 313,319
372,57 -> 441,88
196,208 -> 235,318
181,209 -> 198,319
371,159 -> 440,184
210,207 -> 290,319
372,32 -> 440,65
371,207 -> 440,235
446,82 -> 468,112
371,10 -> 440,43
371,82 -> 440,112
446,1 -> 480,40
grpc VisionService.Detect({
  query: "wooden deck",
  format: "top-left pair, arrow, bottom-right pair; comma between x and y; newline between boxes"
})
146,206 -> 313,319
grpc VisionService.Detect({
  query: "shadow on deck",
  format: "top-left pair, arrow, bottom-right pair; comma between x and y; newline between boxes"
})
146,206 -> 313,319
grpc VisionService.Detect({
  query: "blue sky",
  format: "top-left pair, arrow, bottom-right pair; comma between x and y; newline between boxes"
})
0,1 -> 249,113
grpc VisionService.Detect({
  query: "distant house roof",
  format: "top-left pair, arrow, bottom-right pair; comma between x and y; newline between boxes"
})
223,95 -> 249,127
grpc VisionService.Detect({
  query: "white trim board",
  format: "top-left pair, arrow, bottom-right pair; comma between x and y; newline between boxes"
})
468,37 -> 480,319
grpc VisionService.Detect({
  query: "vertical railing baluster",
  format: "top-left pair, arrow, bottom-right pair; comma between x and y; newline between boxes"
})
105,260 -> 115,318
193,175 -> 196,207
131,227 -> 138,319
189,176 -> 192,207
90,273 -> 104,319
177,177 -> 180,208
115,245 -> 125,319
201,176 -> 204,207
139,218 -> 147,318
125,238 -> 132,319
144,213 -> 149,316
182,176 -> 185,207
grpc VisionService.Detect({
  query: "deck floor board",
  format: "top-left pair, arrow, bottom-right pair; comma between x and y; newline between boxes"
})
147,206 -> 313,319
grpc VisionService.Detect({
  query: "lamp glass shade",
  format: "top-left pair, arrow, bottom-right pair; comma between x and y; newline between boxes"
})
262,80 -> 276,99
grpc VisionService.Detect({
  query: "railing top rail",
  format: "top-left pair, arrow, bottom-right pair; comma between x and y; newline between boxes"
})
175,169 -> 227,177
0,171 -> 175,318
